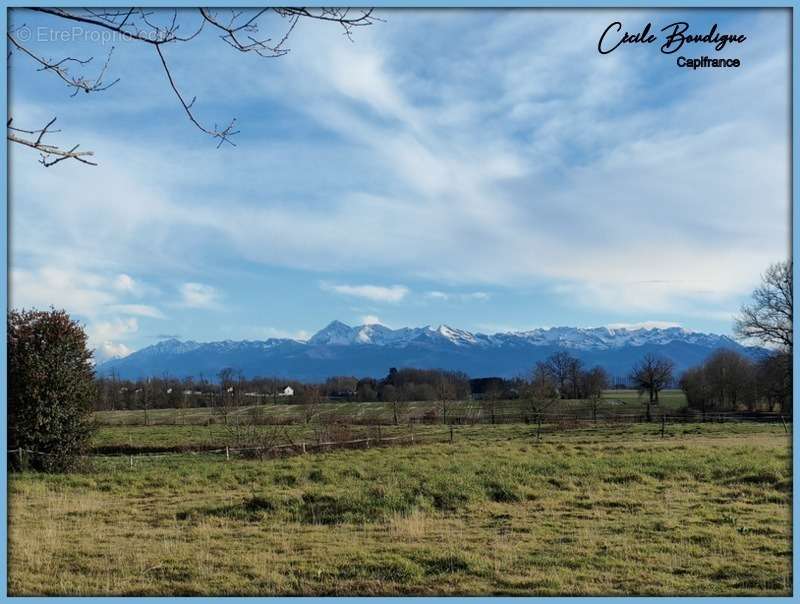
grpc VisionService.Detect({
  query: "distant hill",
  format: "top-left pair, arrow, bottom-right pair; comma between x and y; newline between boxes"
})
98,320 -> 765,382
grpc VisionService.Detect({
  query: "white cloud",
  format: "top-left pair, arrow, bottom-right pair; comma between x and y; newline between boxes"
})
9,265 -> 167,359
86,317 -> 139,342
94,341 -> 133,363
86,317 -> 139,362
321,282 -> 409,303
360,314 -> 382,325
7,9 -> 789,328
248,326 -> 311,341
113,273 -> 136,293
10,267 -> 115,317
179,282 -> 221,309
108,304 -> 166,319
464,292 -> 490,301
426,291 -> 490,302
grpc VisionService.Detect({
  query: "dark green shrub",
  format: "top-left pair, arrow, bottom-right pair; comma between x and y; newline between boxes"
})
8,308 -> 96,472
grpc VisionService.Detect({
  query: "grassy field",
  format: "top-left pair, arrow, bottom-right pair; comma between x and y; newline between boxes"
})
90,422 -> 416,452
92,389 -> 689,427
89,389 -> 689,452
9,422 -> 790,596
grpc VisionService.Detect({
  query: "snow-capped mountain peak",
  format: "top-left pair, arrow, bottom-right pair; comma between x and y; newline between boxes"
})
308,320 -> 357,346
98,320 -> 757,382
302,321 -> 731,350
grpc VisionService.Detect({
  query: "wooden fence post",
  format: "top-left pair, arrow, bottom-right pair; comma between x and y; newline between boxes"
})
410,422 -> 415,444
302,442 -> 307,454
449,426 -> 454,444
129,455 -> 133,469
226,446 -> 230,461
780,415 -> 788,433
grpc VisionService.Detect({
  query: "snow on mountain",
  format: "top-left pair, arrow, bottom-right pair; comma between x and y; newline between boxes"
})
98,320 -> 754,382
307,320 -> 356,346
137,338 -> 203,356
304,322 -> 734,350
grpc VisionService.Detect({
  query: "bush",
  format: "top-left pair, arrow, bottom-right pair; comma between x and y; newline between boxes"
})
8,309 -> 96,472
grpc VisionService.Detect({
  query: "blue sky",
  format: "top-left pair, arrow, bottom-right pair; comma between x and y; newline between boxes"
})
8,8 -> 790,361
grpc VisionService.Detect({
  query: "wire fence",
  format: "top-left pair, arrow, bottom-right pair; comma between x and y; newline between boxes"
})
8,426 -> 464,468
9,412 -> 791,470
92,401 -> 792,428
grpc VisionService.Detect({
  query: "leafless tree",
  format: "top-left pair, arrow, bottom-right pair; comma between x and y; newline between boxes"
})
543,351 -> 581,399
480,383 -> 503,425
8,8 -> 378,165
225,407 -> 293,459
389,396 -> 408,426
436,375 -> 456,425
301,385 -> 322,424
526,362 -> 559,418
215,367 -> 241,425
630,354 -> 675,422
581,366 -> 609,422
735,261 -> 792,351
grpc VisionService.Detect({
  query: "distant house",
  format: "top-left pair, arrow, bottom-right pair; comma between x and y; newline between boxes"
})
278,386 -> 294,397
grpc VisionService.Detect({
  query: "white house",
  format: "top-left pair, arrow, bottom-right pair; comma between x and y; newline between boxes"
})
278,386 -> 294,397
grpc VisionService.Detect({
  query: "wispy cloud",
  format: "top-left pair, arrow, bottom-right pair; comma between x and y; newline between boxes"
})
179,282 -> 221,309
427,291 -> 490,302
7,9 -> 789,339
113,273 -> 137,293
248,326 -> 311,341
321,282 -> 409,303
86,317 -> 139,362
9,265 -> 166,357
108,304 -> 166,319
94,341 -> 133,363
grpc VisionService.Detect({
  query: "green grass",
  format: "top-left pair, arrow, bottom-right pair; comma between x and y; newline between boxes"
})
90,423 -> 419,452
9,422 -> 790,596
93,389 -> 689,427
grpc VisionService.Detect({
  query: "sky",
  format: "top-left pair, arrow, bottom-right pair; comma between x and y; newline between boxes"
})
7,8 -> 791,362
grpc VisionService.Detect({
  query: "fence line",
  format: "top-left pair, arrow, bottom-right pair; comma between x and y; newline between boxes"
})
92,409 -> 791,428
10,414 -> 790,467
7,427 -> 460,465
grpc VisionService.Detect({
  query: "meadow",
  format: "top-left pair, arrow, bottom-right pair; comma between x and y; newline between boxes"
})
88,390 -> 690,453
92,389 -> 689,427
8,420 -> 791,596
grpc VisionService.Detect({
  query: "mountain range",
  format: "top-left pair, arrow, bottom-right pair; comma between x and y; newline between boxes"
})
97,321 -> 764,382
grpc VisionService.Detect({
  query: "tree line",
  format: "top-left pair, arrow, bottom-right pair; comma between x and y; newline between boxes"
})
94,367 -> 476,412
681,349 -> 789,415
681,262 -> 792,416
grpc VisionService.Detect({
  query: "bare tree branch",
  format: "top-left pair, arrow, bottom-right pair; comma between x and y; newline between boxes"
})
7,117 -> 97,166
154,44 -> 239,147
8,32 -> 120,96
9,7 -> 378,164
734,261 -> 793,350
